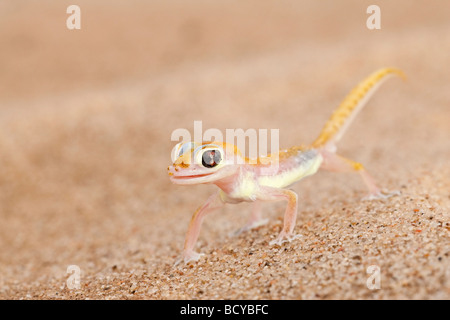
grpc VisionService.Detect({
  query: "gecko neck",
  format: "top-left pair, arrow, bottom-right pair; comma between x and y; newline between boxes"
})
213,168 -> 244,195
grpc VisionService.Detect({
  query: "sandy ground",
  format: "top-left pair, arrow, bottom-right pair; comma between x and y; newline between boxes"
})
0,0 -> 449,299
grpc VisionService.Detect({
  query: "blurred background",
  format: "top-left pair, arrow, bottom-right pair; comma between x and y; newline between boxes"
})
0,0 -> 448,299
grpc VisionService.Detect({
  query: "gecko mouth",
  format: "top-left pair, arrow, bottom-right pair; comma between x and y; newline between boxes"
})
171,172 -> 215,180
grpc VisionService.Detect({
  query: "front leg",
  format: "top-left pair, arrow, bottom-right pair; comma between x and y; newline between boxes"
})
176,191 -> 224,265
258,187 -> 300,245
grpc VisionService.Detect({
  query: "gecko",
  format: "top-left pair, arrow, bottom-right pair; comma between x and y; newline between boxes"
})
167,67 -> 405,264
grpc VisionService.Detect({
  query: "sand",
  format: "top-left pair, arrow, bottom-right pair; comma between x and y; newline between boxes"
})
0,0 -> 448,300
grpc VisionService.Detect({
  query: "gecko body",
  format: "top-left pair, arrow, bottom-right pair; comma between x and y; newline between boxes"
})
168,68 -> 405,264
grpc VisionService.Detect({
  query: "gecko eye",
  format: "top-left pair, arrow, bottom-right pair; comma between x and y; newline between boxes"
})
201,149 -> 222,168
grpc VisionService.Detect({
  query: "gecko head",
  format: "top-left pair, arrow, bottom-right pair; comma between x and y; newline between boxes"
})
168,141 -> 243,185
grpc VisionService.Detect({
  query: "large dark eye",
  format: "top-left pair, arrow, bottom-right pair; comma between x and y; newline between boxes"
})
202,149 -> 222,168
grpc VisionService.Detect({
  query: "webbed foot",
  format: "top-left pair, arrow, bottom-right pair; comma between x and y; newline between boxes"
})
269,231 -> 302,246
362,190 -> 400,201
231,218 -> 269,237
174,251 -> 205,266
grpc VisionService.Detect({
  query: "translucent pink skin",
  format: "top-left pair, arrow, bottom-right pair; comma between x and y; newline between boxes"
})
169,144 -> 396,265
169,68 -> 404,264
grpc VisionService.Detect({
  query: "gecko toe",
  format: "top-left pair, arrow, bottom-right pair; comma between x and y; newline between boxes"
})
231,218 -> 269,237
362,190 -> 400,201
174,251 -> 205,266
269,232 -> 302,246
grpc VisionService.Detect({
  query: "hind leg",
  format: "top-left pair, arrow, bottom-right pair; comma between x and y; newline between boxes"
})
232,201 -> 269,236
319,150 -> 398,200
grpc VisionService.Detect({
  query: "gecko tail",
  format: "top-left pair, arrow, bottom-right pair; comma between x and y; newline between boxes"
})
311,68 -> 405,151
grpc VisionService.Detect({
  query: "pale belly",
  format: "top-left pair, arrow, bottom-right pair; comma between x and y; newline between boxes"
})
257,150 -> 323,189
221,149 -> 323,202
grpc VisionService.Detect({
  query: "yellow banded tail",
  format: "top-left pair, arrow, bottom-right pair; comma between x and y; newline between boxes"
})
311,68 -> 405,149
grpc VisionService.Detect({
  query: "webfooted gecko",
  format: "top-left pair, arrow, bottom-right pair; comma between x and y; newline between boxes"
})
168,68 -> 405,264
